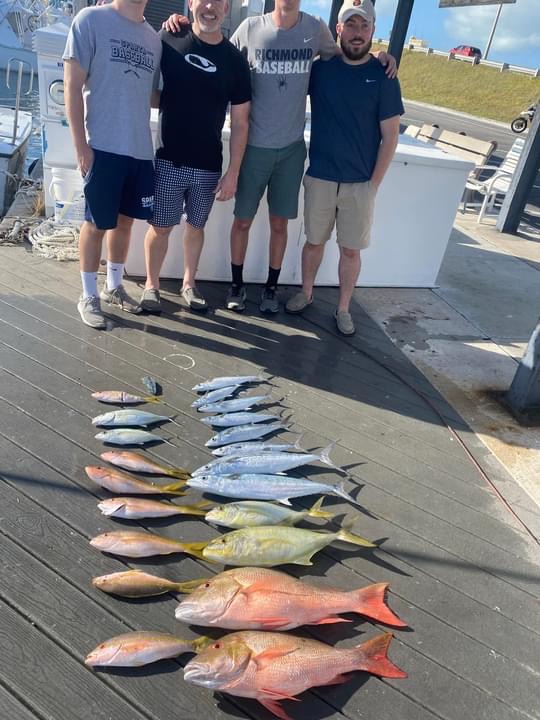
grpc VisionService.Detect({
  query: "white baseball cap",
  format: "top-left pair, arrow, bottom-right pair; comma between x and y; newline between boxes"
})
338,0 -> 376,24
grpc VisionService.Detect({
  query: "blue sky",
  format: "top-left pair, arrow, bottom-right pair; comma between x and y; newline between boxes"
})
301,0 -> 540,69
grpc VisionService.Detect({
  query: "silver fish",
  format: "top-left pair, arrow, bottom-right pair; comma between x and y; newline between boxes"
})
142,375 -> 159,395
91,390 -> 160,405
211,436 -> 305,456
92,409 -> 172,427
186,473 -> 360,506
206,421 -> 293,448
95,429 -> 172,446
193,443 -> 343,476
200,411 -> 281,428
197,392 -> 272,414
193,374 -> 267,393
191,386 -> 239,409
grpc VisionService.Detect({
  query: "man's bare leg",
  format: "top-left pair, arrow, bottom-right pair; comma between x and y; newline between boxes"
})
182,222 -> 204,290
144,224 -> 173,290
78,220 -> 107,327
300,241 -> 325,301
337,246 -> 361,313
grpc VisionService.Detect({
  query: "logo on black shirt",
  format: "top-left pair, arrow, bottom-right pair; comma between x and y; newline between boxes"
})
184,54 -> 217,73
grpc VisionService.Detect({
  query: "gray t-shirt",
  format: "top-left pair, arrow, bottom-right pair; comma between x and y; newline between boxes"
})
63,6 -> 161,160
231,12 -> 336,149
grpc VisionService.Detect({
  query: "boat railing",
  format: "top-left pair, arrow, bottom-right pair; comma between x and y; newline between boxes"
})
6,57 -> 33,144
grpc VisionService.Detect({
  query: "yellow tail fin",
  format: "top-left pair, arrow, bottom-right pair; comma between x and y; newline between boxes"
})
179,541 -> 209,560
336,525 -> 377,548
307,497 -> 334,520
163,481 -> 187,495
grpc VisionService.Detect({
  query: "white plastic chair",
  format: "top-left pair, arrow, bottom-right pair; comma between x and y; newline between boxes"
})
463,137 -> 525,223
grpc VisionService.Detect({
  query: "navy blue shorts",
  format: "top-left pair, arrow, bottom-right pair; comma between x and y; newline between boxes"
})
84,148 -> 155,230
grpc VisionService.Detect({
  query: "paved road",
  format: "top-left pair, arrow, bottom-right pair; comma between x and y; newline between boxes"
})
402,101 -> 539,232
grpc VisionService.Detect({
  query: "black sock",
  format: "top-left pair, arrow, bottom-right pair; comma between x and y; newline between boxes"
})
266,266 -> 281,289
231,263 -> 244,288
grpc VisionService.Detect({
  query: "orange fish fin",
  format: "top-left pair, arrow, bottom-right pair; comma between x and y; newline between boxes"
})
249,617 -> 290,629
355,633 -> 407,679
258,699 -> 292,720
253,646 -> 298,670
308,616 -> 352,625
353,583 -> 407,627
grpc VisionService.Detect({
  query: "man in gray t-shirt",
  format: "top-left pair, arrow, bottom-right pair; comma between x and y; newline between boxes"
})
63,0 -> 161,329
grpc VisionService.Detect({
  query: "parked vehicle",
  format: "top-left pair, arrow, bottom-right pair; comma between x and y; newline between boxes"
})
510,105 -> 536,134
450,45 -> 482,60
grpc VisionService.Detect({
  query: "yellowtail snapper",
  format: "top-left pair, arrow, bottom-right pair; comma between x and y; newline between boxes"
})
92,569 -> 207,598
100,450 -> 189,478
98,497 -> 211,519
90,530 -> 207,558
85,465 -> 187,495
85,631 -> 209,667
91,390 -> 160,405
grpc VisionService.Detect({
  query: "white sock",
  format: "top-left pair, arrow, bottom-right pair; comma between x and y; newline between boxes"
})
81,271 -> 98,299
107,261 -> 124,290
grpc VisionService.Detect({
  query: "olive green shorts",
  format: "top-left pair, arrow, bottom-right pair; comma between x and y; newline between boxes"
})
303,175 -> 375,250
234,140 -> 307,220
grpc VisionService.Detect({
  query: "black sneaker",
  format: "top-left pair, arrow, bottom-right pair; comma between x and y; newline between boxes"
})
260,286 -> 279,314
226,284 -> 247,312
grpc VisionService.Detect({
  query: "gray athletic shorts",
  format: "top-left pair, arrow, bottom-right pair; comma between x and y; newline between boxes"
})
151,158 -> 221,228
234,140 -> 307,220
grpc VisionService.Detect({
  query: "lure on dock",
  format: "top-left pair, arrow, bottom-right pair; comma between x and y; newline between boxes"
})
141,375 -> 160,395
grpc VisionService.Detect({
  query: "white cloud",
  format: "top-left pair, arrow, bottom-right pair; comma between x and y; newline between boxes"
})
444,0 -> 540,54
373,0 -> 399,17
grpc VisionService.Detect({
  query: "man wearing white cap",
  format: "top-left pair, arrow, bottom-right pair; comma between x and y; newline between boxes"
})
286,0 -> 403,336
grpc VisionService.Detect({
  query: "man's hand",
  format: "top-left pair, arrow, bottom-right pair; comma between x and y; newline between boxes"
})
77,144 -> 94,177
162,13 -> 190,33
373,50 -> 397,79
214,171 -> 237,202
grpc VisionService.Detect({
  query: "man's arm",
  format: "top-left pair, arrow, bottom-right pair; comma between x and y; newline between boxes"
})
370,115 -> 400,189
151,90 -> 161,108
214,101 -> 250,202
64,58 -> 93,176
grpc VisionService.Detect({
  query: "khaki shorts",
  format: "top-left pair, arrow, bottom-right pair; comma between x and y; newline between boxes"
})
303,175 -> 375,250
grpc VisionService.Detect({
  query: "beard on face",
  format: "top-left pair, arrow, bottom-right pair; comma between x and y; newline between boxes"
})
341,36 -> 372,61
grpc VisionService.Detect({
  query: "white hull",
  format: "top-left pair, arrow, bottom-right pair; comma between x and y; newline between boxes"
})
0,107 -> 33,215
0,42 -> 36,72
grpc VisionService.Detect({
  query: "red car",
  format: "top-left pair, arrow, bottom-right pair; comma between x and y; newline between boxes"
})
450,45 -> 482,60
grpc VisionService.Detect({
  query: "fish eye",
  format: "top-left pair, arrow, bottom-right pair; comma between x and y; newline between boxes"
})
220,538 -> 227,543
203,582 -> 211,588
213,642 -> 221,649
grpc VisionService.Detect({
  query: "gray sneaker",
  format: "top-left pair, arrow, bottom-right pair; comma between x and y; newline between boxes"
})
335,310 -> 355,336
77,295 -> 106,329
226,284 -> 247,312
260,286 -> 279,314
100,284 -> 142,314
140,287 -> 161,314
285,290 -> 313,314
182,285 -> 208,311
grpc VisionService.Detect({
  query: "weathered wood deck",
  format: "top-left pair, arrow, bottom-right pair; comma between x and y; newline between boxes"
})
0,244 -> 538,720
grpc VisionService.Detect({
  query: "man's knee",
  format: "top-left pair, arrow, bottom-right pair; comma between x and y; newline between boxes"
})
340,246 -> 360,261
150,224 -> 174,239
269,215 -> 288,235
116,214 -> 134,231
233,216 -> 253,233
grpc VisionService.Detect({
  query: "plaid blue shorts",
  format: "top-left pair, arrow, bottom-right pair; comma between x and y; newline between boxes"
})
150,158 -> 221,228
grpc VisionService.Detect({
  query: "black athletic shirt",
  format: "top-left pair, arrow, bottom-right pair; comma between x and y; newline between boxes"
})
156,28 -> 252,172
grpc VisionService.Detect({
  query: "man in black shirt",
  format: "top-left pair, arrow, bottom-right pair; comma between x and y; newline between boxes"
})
140,0 -> 251,312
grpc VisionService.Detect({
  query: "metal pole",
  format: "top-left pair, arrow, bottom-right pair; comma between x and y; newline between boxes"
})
388,0 -> 415,68
496,103 -> 540,234
483,3 -> 502,61
505,317 -> 540,424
